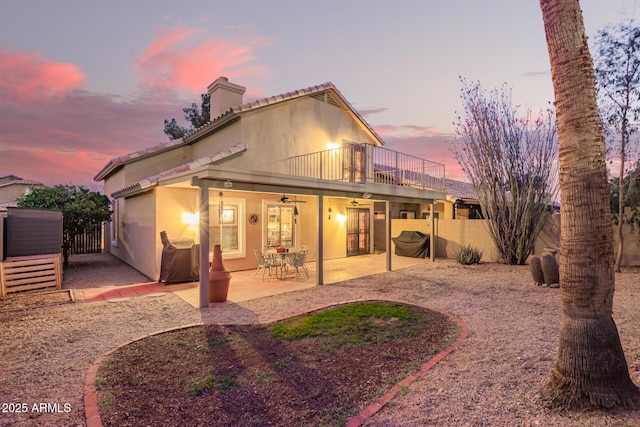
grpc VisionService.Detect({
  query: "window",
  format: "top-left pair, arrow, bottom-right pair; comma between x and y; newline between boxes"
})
110,199 -> 119,247
266,205 -> 295,248
209,199 -> 245,258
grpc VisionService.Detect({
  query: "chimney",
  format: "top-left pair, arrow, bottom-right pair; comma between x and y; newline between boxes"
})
207,77 -> 246,117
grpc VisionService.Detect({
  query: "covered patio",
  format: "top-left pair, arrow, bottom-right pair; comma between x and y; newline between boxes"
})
170,252 -> 429,307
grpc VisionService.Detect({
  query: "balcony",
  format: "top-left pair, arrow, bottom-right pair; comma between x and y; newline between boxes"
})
287,144 -> 445,191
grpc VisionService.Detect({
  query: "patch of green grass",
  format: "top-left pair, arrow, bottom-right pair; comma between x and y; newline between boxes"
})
269,301 -> 425,350
98,393 -> 114,411
187,376 -> 217,396
216,374 -> 240,391
207,335 -> 230,347
186,374 -> 239,396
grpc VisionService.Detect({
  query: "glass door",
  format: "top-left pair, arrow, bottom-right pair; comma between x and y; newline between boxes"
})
266,205 -> 294,248
346,208 -> 370,256
343,144 -> 365,183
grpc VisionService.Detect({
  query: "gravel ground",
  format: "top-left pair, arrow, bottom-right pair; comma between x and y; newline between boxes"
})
1,253 -> 639,426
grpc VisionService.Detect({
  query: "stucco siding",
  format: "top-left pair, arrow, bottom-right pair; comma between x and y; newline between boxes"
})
219,97 -> 378,174
189,120 -> 242,162
125,146 -> 190,185
0,184 -> 46,205
110,192 -> 157,280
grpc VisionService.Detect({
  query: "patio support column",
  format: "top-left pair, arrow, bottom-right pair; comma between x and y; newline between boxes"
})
198,184 -> 210,308
316,194 -> 324,285
386,199 -> 392,271
430,201 -> 435,262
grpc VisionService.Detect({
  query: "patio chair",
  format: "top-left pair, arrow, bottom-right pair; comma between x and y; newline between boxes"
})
253,249 -> 276,280
286,250 -> 309,280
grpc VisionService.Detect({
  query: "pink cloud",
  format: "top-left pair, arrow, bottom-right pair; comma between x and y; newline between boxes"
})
375,124 -> 443,139
0,147 -> 110,187
0,47 -> 85,102
374,125 -> 466,181
134,23 -> 270,95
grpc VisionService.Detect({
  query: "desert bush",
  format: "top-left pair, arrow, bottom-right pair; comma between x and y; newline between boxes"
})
454,245 -> 483,265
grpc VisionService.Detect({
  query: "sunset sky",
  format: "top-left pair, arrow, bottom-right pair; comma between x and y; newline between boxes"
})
0,0 -> 637,187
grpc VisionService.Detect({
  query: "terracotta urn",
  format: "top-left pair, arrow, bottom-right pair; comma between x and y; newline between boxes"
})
209,244 -> 231,303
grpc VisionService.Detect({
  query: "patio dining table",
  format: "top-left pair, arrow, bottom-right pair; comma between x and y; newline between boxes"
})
266,248 -> 301,279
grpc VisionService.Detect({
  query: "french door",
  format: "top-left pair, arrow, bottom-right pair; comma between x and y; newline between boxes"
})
346,208 -> 370,256
343,144 -> 365,183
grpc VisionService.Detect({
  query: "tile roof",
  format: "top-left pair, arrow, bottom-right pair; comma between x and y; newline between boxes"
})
95,81 -> 384,181
111,143 -> 248,198
0,176 -> 44,188
0,202 -> 16,212
445,178 -> 478,202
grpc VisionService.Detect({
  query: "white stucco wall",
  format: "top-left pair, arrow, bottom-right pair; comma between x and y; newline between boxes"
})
110,191 -> 157,280
220,96 -> 378,173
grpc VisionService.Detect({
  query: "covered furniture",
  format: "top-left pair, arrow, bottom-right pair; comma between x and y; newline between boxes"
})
392,231 -> 430,258
159,231 -> 199,284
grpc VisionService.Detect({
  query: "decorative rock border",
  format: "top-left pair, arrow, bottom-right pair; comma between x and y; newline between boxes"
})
83,300 -> 469,427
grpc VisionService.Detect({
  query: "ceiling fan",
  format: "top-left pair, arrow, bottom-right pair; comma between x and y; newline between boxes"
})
349,198 -> 371,207
278,194 -> 307,204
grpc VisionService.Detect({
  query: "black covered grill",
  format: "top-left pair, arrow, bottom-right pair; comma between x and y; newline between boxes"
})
392,230 -> 430,258
158,231 -> 200,284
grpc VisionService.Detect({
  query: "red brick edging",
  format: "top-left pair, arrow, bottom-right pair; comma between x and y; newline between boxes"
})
83,300 -> 468,427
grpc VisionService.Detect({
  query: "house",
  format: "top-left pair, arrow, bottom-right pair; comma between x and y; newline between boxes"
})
436,178 -> 482,219
94,77 -> 446,307
0,175 -> 46,215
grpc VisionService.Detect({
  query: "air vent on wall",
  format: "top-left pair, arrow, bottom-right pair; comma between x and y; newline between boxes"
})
309,91 -> 341,108
310,91 -> 325,101
326,93 -> 340,107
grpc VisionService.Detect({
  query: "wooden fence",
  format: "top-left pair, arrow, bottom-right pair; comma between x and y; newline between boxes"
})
0,253 -> 62,297
65,222 -> 103,255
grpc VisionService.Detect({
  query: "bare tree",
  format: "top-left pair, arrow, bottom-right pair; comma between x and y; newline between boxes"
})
540,0 -> 640,409
452,79 -> 559,265
593,23 -> 640,272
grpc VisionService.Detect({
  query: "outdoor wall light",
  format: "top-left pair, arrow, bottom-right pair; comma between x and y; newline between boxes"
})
326,141 -> 340,150
182,211 -> 199,225
362,192 -> 372,199
336,213 -> 346,225
224,180 -> 233,188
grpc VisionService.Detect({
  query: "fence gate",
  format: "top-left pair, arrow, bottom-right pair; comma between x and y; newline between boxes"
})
65,222 -> 103,255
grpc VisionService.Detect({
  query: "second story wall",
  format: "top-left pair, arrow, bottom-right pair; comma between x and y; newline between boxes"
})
218,95 -> 379,173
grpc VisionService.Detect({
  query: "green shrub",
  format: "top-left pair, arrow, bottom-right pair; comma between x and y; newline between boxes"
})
454,245 -> 483,265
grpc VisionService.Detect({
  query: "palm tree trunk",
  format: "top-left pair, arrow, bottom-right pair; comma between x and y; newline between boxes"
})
539,0 -> 639,409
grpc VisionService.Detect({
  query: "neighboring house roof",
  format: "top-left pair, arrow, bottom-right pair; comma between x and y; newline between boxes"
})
111,143 -> 248,199
95,82 -> 384,182
444,178 -> 478,203
0,202 -> 16,212
0,175 -> 44,189
442,178 -> 560,211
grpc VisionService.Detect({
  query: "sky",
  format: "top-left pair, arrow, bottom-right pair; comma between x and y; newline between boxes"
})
0,0 -> 638,188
